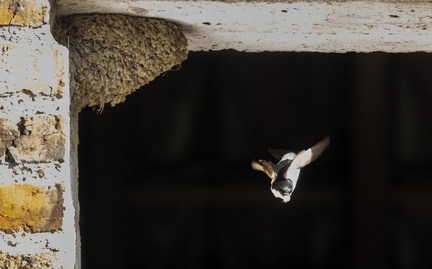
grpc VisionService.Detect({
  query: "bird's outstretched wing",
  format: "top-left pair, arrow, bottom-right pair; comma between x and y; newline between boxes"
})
251,159 -> 277,180
289,136 -> 330,170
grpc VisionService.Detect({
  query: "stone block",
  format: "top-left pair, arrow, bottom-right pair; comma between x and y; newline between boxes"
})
0,44 -> 65,98
0,251 -> 61,268
0,115 -> 65,163
14,115 -> 65,163
0,183 -> 64,233
0,118 -> 20,158
0,0 -> 49,27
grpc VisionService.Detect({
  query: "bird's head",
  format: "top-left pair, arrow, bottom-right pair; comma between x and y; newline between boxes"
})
270,179 -> 293,203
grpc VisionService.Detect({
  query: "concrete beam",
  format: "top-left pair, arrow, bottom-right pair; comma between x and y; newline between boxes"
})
55,0 -> 432,52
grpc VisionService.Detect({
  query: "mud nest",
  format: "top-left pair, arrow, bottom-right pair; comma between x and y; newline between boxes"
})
53,14 -> 188,111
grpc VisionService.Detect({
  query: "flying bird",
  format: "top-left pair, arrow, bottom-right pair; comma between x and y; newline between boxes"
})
252,136 -> 330,203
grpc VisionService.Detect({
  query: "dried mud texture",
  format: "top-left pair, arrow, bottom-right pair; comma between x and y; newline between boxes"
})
53,14 -> 188,111
0,183 -> 64,233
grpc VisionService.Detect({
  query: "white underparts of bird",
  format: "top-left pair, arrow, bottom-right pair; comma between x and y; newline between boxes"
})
251,136 -> 330,203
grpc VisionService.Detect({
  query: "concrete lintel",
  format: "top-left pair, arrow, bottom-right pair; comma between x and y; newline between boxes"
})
55,0 -> 432,52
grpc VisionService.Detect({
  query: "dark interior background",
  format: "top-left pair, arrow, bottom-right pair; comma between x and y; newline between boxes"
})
78,51 -> 432,269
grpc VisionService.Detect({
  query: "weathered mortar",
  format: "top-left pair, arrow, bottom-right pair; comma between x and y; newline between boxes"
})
53,14 -> 188,111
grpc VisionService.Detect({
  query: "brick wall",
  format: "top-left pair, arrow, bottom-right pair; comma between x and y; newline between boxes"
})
0,0 -> 77,268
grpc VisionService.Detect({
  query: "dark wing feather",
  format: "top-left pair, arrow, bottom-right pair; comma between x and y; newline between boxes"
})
268,148 -> 292,161
251,159 -> 277,180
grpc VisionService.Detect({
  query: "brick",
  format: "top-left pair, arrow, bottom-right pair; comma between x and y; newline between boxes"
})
0,115 -> 65,163
0,118 -> 19,158
0,251 -> 60,268
0,45 -> 65,98
14,115 -> 65,162
0,183 -> 63,233
0,0 -> 49,27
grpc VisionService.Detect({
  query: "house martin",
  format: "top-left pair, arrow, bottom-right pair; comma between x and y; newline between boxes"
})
252,136 -> 330,202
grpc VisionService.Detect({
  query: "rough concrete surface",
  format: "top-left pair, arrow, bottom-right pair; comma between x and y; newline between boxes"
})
53,14 -> 188,110
54,0 -> 432,52
0,22 -> 76,268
